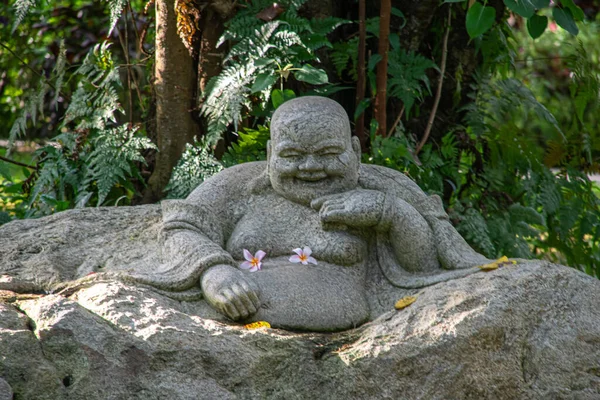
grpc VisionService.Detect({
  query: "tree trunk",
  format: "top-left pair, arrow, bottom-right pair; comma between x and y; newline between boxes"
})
374,0 -> 391,137
143,0 -> 199,203
355,0 -> 367,150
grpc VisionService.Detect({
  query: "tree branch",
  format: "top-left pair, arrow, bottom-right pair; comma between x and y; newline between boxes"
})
415,6 -> 451,156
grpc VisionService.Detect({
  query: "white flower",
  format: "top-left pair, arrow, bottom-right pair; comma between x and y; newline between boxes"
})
289,246 -> 317,265
240,249 -> 266,272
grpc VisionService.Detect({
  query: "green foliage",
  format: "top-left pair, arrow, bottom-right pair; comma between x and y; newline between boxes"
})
456,0 -> 584,39
221,125 -> 270,168
165,141 -> 224,199
166,125 -> 271,199
330,16 -> 438,119
387,50 -> 438,118
201,0 -> 348,145
366,69 -> 600,277
0,149 -> 31,223
7,42 -> 155,215
11,0 -> 37,32
466,2 -> 496,39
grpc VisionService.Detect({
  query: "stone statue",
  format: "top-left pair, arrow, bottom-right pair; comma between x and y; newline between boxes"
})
129,96 -> 491,331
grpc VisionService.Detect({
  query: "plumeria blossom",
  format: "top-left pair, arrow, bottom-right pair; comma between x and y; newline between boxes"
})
289,246 -> 318,265
240,249 -> 266,272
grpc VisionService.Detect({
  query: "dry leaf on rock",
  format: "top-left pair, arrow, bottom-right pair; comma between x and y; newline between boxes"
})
395,296 -> 417,310
245,321 -> 271,330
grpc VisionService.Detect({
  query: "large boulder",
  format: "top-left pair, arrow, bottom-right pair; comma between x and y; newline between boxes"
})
1,207 -> 599,399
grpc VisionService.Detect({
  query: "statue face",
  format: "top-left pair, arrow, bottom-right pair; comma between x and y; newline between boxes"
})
268,117 -> 360,205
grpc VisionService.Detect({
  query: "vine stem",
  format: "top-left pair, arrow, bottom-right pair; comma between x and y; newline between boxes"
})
415,6 -> 451,155
0,155 -> 38,170
387,105 -> 405,138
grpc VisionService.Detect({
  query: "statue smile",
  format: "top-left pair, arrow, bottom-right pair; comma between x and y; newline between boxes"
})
295,173 -> 328,182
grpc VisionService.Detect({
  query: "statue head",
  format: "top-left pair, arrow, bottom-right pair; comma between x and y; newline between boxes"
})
267,96 -> 361,205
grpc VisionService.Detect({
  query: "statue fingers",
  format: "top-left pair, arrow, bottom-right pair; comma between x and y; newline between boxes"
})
221,289 -> 243,320
212,293 -> 238,320
231,283 -> 257,317
239,280 -> 261,310
320,204 -> 345,221
311,193 -> 344,210
320,208 -> 349,223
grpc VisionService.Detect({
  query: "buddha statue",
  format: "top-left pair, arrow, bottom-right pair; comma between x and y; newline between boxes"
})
140,96 -> 490,331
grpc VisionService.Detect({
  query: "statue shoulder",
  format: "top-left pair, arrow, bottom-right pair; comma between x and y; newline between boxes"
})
186,161 -> 267,203
359,164 -> 428,204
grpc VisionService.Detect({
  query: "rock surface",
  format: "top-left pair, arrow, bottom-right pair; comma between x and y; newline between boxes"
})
0,261 -> 598,399
1,208 -> 600,399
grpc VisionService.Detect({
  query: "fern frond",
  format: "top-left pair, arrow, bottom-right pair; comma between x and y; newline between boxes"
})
387,50 -> 437,117
331,37 -> 358,79
11,0 -> 37,32
310,17 -> 350,35
281,13 -> 312,33
86,125 -> 155,205
166,141 -> 223,199
52,40 -> 67,110
104,0 -> 126,36
8,80 -> 49,153
220,16 -> 263,46
455,207 -> 496,257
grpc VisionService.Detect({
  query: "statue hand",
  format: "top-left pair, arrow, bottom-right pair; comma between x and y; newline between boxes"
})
311,189 -> 385,228
201,264 -> 261,321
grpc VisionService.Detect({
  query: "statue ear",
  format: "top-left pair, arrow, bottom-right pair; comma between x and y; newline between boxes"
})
351,136 -> 361,163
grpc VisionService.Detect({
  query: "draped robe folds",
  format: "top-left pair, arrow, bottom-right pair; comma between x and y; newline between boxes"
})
131,161 -> 490,297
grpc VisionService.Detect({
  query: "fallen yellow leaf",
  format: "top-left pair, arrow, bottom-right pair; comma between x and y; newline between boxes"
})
478,256 -> 517,271
245,321 -> 271,330
395,296 -> 417,310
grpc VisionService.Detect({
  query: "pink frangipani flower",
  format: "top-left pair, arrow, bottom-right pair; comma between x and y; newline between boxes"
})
240,249 -> 266,272
289,246 -> 317,265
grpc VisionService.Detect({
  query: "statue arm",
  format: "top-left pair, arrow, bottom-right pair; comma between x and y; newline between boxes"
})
130,199 -> 237,292
377,194 -> 440,273
375,193 -> 491,288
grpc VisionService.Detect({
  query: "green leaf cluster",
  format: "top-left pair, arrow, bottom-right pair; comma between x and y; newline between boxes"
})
457,0 -> 584,40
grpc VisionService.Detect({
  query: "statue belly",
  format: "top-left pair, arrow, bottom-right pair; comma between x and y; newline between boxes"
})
245,260 -> 370,332
227,195 -> 368,266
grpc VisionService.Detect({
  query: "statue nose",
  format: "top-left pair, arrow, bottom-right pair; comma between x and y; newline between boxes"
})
299,155 -> 322,171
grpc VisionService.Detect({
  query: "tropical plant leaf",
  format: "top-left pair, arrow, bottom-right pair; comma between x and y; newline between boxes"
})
504,0 -> 536,18
251,72 -> 278,93
293,64 -> 328,85
466,2 -> 496,39
553,7 -> 579,35
272,89 -> 296,108
527,14 -> 548,39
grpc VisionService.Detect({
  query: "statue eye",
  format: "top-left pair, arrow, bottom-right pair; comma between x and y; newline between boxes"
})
318,149 -> 342,156
279,151 -> 302,158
